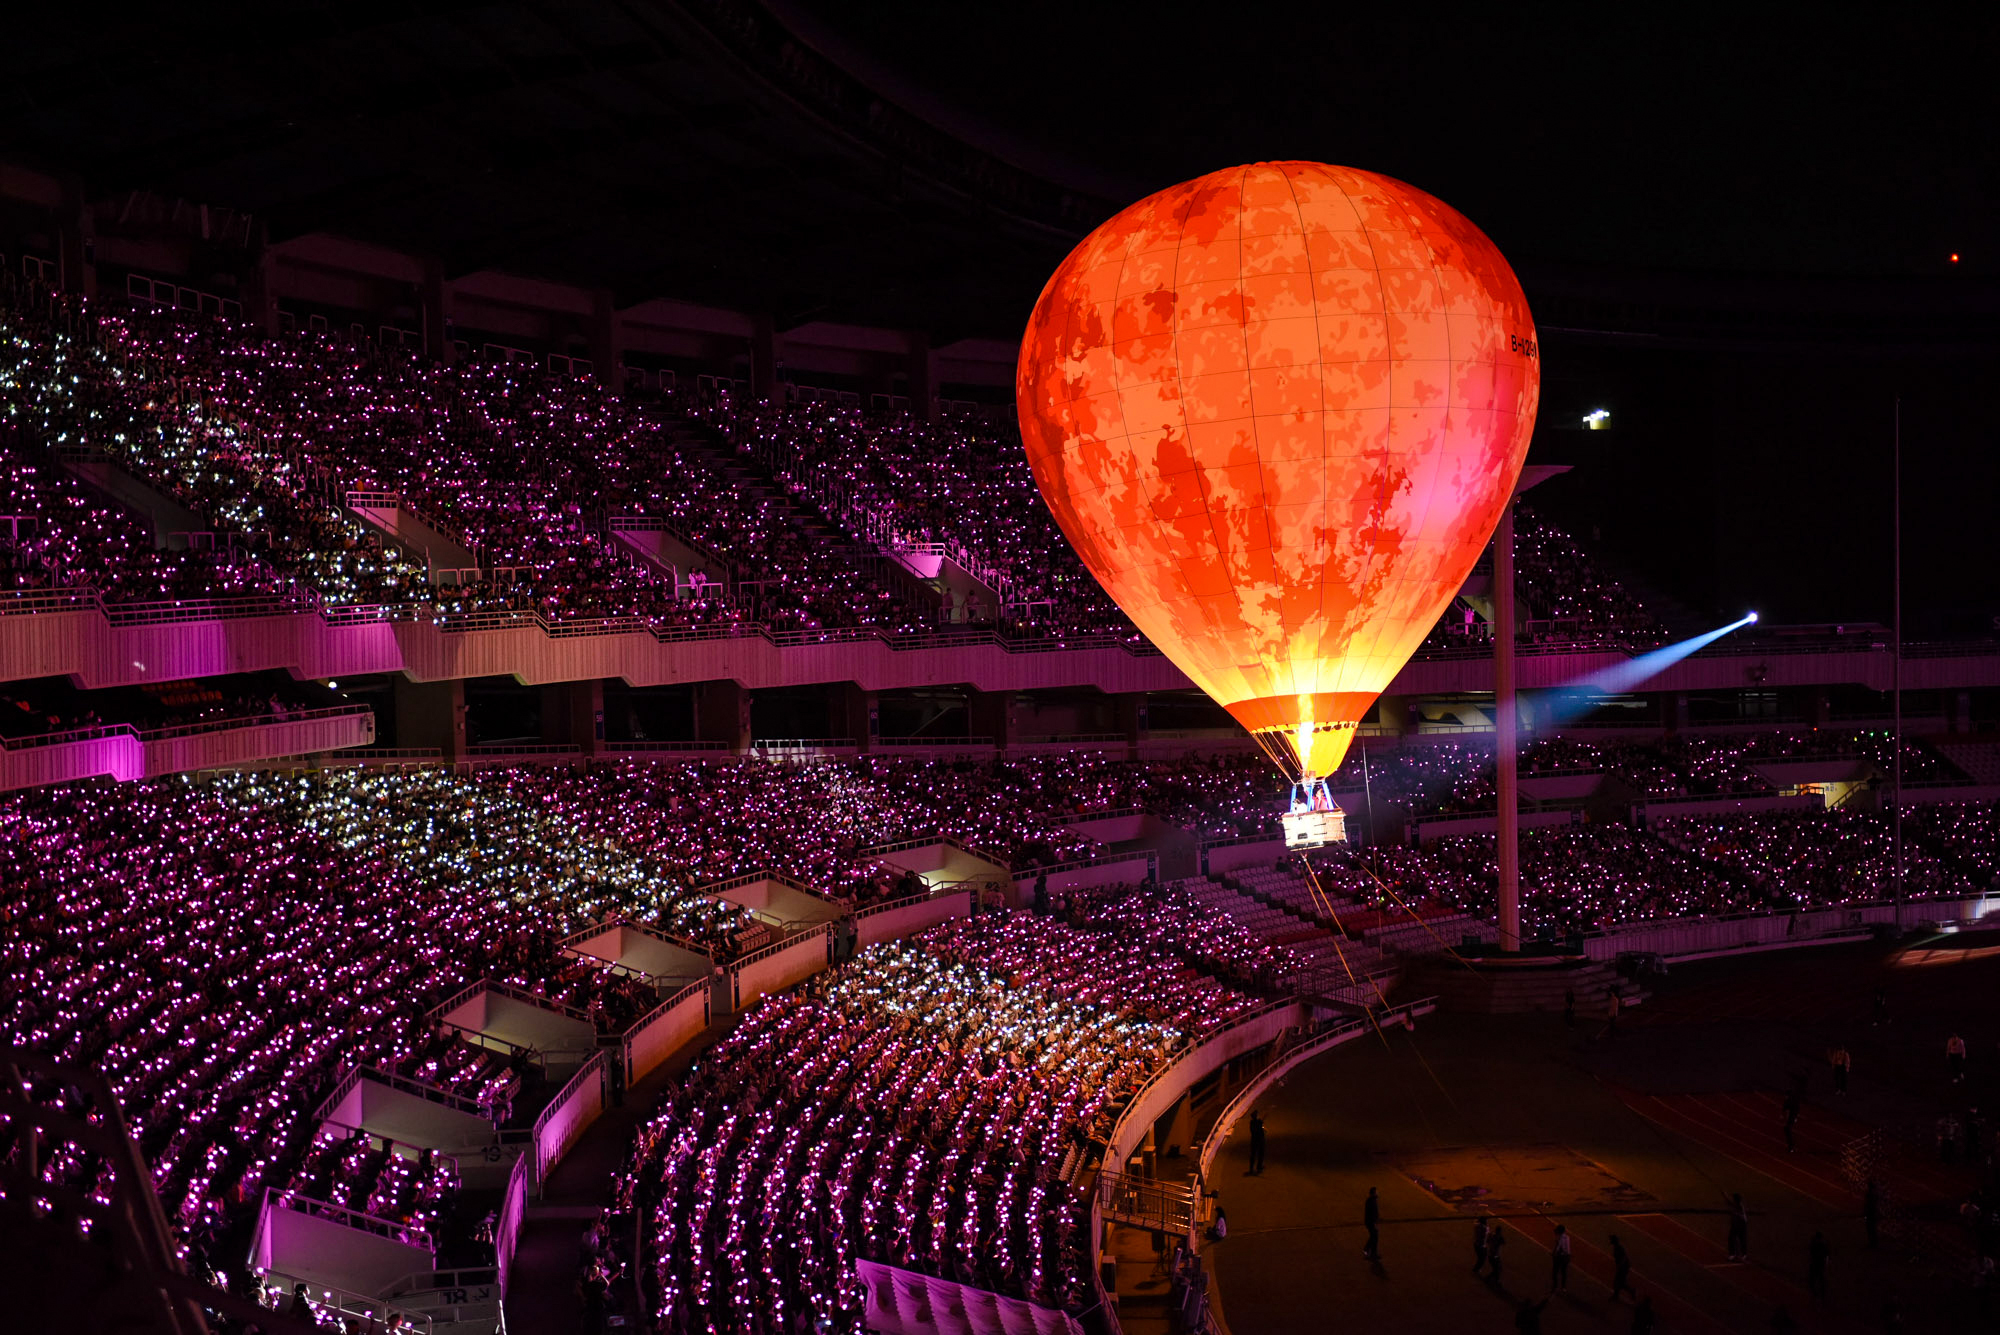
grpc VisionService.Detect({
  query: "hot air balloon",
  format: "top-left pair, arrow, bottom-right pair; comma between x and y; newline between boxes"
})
1018,162 -> 1538,816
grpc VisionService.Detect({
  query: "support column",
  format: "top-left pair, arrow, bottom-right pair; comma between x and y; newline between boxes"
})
1115,694 -> 1143,761
695,680 -> 752,753
1493,499 -> 1520,953
421,257 -> 448,363
244,227 -> 281,336
394,677 -> 467,761
830,683 -> 875,751
539,680 -> 606,756
590,288 -> 622,386
750,315 -> 779,402
57,173 -> 95,298
968,689 -> 1016,753
907,330 -> 936,422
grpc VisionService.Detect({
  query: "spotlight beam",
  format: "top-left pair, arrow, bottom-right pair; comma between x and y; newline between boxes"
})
1539,613 -> 1760,729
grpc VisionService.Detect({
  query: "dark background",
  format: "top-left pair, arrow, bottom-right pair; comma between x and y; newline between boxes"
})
4,3 -> 1995,632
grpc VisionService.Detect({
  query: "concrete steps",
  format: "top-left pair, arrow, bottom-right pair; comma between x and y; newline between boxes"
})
1401,958 -> 1649,1015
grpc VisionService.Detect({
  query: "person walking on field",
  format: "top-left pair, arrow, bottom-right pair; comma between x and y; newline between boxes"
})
1550,1224 -> 1572,1291
1830,1044 -> 1852,1095
1604,988 -> 1623,1040
1949,1033 -> 1968,1083
1361,1186 -> 1380,1260
1610,1234 -> 1635,1301
1726,1192 -> 1750,1261
1487,1223 -> 1508,1287
1247,1109 -> 1266,1175
1473,1216 -> 1491,1275
1630,1295 -> 1658,1334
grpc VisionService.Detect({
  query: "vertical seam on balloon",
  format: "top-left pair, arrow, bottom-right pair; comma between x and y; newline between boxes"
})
1281,164 -> 1330,711
1326,164 -> 1396,713
1123,185 -> 1216,693
1208,163 -> 1255,708
1381,186 -> 1466,698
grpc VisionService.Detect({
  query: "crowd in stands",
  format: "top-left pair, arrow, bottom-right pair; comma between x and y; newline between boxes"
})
0,731 -> 1994,1323
0,766 -> 760,1260
1656,809 -> 1971,904
710,397 -> 1138,639
613,910 -> 1264,1331
1062,878 -> 1305,988
1509,504 -> 1666,646
0,425 -> 301,605
3,276 -> 1684,650
1325,729 -> 1969,816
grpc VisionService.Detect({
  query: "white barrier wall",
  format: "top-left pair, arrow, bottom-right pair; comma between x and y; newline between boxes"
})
1107,1002 -> 1305,1168
254,1198 -> 434,1297
854,889 -> 972,950
1637,793 -> 1823,826
0,732 -> 142,791
1022,855 -> 1155,895
496,1156 -> 529,1292
532,1053 -> 605,1189
624,983 -> 711,1084
1414,808 -> 1579,843
1203,838 -> 1286,875
142,710 -> 375,776
0,607 -> 1191,693
12,604 -> 2000,696
730,927 -> 832,1010
322,1076 -> 494,1154
1577,895 -> 2000,962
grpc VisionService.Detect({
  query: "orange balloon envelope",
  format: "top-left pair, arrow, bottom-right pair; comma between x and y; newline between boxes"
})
1018,162 -> 1539,780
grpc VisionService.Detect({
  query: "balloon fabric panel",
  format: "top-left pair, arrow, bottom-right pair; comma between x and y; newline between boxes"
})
1018,162 -> 1539,778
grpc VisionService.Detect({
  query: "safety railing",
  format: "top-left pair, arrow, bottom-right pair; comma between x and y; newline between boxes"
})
429,977 -> 595,1026
259,1187 -> 436,1254
137,702 -> 373,741
853,886 -> 945,920
861,832 -> 1015,875
315,1062 -> 490,1121
730,919 -> 834,971
1098,1169 -> 1198,1239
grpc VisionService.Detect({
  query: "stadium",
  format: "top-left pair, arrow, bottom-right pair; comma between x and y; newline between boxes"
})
2,7 -> 1998,1333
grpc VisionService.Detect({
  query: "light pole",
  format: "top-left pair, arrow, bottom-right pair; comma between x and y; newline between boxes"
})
1893,398 -> 1903,928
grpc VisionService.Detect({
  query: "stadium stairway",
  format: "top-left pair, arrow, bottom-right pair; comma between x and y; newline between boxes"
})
1400,957 -> 1648,1015
1934,738 -> 2000,785
669,419 -> 949,617
1174,874 -> 1405,1002
503,1013 -> 738,1333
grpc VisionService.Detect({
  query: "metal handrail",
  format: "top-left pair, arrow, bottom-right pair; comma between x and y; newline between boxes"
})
261,1187 -> 436,1253
729,919 -> 833,969
138,703 -> 372,741
621,977 -> 710,1039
